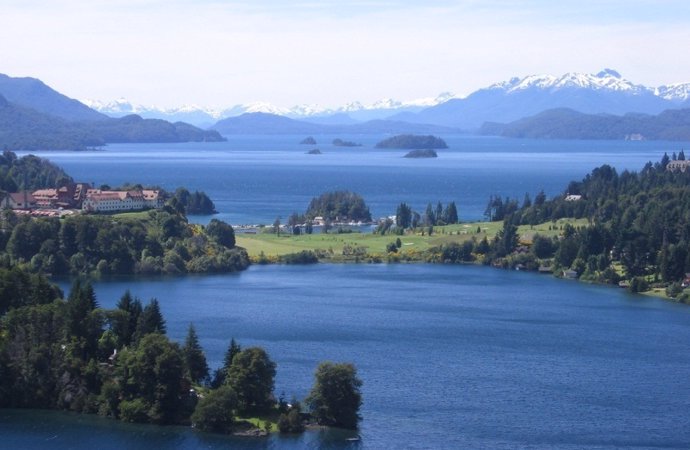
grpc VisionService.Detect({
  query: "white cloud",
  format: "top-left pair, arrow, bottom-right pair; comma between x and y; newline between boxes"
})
1,1 -> 689,108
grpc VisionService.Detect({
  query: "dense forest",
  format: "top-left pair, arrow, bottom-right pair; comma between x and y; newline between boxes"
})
0,273 -> 362,433
305,191 -> 372,223
406,153 -> 690,299
171,188 -> 217,215
0,150 -> 72,191
375,134 -> 448,149
0,210 -> 248,276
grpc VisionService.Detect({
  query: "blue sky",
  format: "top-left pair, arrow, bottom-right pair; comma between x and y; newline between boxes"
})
2,0 -> 690,108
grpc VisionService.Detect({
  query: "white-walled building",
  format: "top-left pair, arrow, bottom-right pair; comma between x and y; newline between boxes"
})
82,189 -> 163,213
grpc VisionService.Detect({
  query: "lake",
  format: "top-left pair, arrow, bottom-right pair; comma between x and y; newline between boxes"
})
4,264 -> 690,449
7,136 -> 690,449
18,135 -> 684,225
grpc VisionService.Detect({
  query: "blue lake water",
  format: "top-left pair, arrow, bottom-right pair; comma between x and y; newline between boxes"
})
18,135 -> 685,225
4,264 -> 690,449
6,137 -> 690,449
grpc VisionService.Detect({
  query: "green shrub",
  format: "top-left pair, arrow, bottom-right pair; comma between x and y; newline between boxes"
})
191,386 -> 238,433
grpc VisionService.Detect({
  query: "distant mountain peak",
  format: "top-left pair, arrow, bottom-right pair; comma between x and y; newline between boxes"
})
655,83 -> 690,102
485,69 -> 648,95
596,68 -> 622,79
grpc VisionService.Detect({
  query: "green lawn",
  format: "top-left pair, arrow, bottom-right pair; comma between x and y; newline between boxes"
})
236,218 -> 589,259
112,211 -> 152,220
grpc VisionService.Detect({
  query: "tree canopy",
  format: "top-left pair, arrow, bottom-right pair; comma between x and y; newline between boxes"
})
306,362 -> 362,429
305,191 -> 372,222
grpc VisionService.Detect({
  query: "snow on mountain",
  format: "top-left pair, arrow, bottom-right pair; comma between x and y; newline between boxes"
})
486,68 -> 650,95
655,83 -> 690,102
83,98 -> 222,119
84,92 -> 458,125
84,69 -> 689,128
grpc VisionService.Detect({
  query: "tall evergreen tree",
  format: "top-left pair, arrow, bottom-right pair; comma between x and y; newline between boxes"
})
112,290 -> 143,346
66,280 -> 102,360
444,201 -> 459,224
435,202 -> 444,224
425,203 -> 435,226
134,298 -> 166,340
183,323 -> 209,384
224,338 -> 241,369
211,338 -> 242,388
395,202 -> 412,229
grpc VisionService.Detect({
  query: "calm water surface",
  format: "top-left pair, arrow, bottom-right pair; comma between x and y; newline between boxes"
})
18,135 -> 685,224
3,265 -> 689,449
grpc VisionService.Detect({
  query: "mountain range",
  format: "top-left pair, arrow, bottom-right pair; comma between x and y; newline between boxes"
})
85,69 -> 690,131
0,74 -> 224,150
1,69 -> 689,142
210,112 -> 459,135
82,93 -> 458,128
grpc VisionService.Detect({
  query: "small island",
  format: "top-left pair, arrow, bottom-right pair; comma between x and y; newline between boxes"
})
307,148 -> 322,155
404,149 -> 438,158
299,136 -> 317,145
375,134 -> 448,149
332,138 -> 362,147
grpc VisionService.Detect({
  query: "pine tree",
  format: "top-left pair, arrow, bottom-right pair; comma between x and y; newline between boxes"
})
435,202 -> 444,225
211,338 -> 242,388
425,203 -> 435,226
444,201 -> 459,224
134,298 -> 166,340
113,290 -> 143,346
395,202 -> 412,229
183,323 -> 209,384
224,338 -> 241,369
66,279 -> 102,360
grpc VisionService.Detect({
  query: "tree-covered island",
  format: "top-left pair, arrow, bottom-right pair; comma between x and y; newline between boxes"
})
332,138 -> 362,147
404,149 -> 438,158
375,134 -> 448,149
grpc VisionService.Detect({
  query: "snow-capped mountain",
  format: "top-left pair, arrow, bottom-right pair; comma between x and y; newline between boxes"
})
84,69 -> 689,129
655,83 -> 690,102
487,69 -> 649,95
398,69 -> 690,130
85,92 -> 460,127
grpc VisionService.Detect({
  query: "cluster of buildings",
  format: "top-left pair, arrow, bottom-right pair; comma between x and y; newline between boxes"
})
2,182 -> 165,215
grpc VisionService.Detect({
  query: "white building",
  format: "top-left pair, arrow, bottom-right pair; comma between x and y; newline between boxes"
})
82,189 -> 163,213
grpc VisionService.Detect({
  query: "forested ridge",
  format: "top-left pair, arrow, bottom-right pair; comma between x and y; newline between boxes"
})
0,94 -> 225,151
419,152 -> 690,298
480,107 -> 690,141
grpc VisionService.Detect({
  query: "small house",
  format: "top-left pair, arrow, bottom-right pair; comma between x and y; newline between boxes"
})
563,269 -> 578,279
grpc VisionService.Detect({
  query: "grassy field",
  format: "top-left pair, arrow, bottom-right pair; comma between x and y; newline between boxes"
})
236,218 -> 589,259
112,211 -> 150,218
